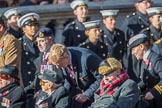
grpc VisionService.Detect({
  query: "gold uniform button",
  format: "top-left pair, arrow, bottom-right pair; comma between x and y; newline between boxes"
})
76,27 -> 79,29
25,52 -> 29,55
74,66 -> 76,69
28,71 -> 31,74
146,27 -> 149,30
104,35 -> 107,38
27,61 -> 30,65
151,33 -> 154,36
79,77 -> 83,81
100,45 -> 103,48
141,25 -> 144,28
77,35 -> 80,38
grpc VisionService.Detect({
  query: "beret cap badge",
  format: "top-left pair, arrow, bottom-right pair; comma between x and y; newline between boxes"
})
39,32 -> 44,38
30,16 -> 35,21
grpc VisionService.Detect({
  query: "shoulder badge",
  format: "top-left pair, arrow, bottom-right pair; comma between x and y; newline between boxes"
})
39,32 -> 44,38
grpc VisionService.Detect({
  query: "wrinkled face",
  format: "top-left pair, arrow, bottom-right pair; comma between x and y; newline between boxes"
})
87,27 -> 101,40
150,14 -> 162,27
22,23 -> 38,39
131,44 -> 144,60
8,15 -> 20,28
103,16 -> 116,31
103,70 -> 119,84
136,0 -> 152,14
36,37 -> 49,52
0,74 -> 13,88
74,6 -> 88,19
40,79 -> 50,93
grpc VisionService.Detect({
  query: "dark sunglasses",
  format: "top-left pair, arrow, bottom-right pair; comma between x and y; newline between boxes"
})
0,74 -> 11,80
39,80 -> 48,86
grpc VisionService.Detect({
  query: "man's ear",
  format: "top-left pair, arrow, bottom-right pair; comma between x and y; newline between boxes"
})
48,37 -> 53,44
73,10 -> 77,16
148,17 -> 153,23
139,44 -> 145,50
0,24 -> 3,31
85,30 -> 89,37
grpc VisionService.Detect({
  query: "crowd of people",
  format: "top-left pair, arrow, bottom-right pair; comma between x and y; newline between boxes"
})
0,0 -> 162,108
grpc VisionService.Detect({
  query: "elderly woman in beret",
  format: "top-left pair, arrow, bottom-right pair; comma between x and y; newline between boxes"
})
91,58 -> 139,108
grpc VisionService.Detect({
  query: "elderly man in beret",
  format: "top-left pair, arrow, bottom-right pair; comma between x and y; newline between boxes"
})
128,33 -> 162,108
24,28 -> 64,95
63,0 -> 89,46
3,8 -> 23,39
90,58 -> 139,108
35,70 -> 70,108
0,65 -> 26,108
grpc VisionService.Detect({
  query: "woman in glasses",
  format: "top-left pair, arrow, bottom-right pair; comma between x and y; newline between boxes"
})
35,70 -> 70,108
0,65 -> 26,108
90,58 -> 139,108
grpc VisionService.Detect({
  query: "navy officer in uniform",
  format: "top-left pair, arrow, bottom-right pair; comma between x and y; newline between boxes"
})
140,7 -> 162,44
62,0 -> 88,46
99,10 -> 126,66
79,20 -> 108,59
17,12 -> 40,88
48,43 -> 102,108
3,8 -> 23,39
128,33 -> 162,108
17,13 -> 40,108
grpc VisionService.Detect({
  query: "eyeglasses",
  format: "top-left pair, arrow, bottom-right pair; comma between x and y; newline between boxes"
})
0,74 -> 11,80
39,80 -> 48,86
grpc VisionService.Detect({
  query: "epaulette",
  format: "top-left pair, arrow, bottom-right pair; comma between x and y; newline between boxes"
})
64,21 -> 75,31
146,27 -> 150,31
126,12 -> 136,18
155,39 -> 161,45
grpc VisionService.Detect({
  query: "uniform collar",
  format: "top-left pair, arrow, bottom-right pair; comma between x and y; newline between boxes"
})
143,49 -> 151,61
23,35 -> 35,47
